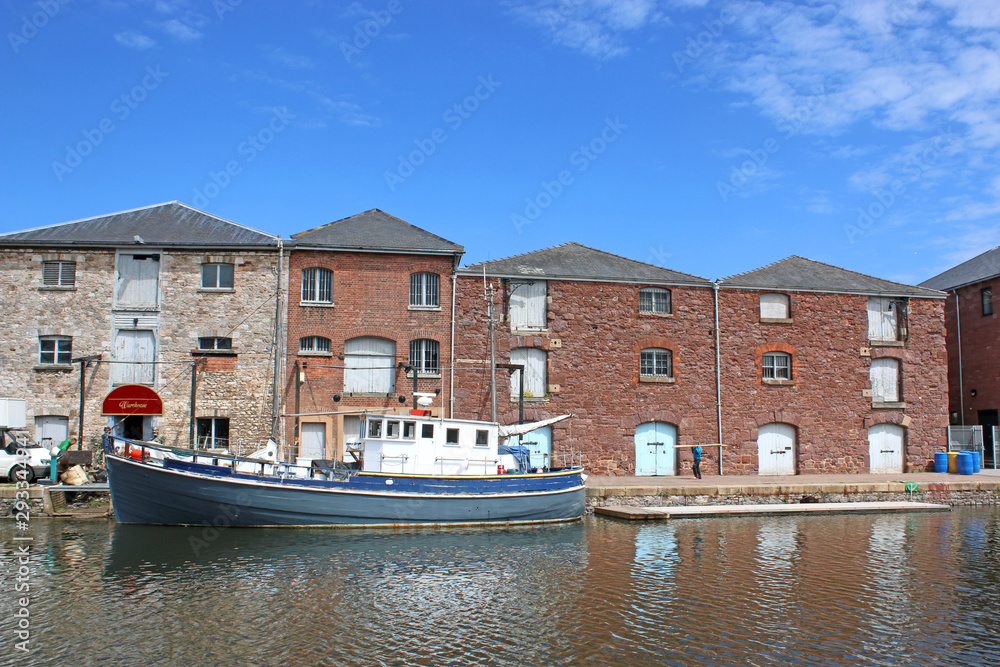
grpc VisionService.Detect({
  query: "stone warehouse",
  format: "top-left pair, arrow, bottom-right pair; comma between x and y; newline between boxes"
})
0,202 -> 953,477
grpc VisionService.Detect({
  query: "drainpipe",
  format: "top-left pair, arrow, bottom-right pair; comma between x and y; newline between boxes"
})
450,270 -> 457,419
954,289 -> 964,426
271,239 -> 284,439
714,281 -> 723,475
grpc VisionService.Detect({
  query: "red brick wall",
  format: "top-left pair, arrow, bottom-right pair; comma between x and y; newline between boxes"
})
718,290 -> 948,474
945,281 -> 999,424
284,250 -> 457,452
453,276 -> 719,475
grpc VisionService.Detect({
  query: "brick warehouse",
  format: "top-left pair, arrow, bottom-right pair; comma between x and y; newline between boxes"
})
282,210 -> 464,462
921,246 -> 1000,461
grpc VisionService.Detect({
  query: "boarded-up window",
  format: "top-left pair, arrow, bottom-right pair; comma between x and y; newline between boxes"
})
867,297 -> 899,341
344,337 -> 395,394
870,357 -> 901,402
116,254 -> 160,308
509,281 -> 546,330
112,330 -> 155,385
510,347 -> 546,399
760,293 -> 790,319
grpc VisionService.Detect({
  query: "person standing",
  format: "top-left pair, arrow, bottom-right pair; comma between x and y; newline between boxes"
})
692,445 -> 703,480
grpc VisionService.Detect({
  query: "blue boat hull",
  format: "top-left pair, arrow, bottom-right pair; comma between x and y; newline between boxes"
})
106,453 -> 586,527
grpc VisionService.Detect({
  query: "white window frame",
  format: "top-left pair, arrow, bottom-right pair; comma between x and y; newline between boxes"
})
299,336 -> 332,354
983,286 -> 994,317
408,339 -> 440,375
42,261 -> 76,287
301,267 -> 333,304
639,287 -> 671,315
39,336 -> 72,365
409,272 -> 440,308
198,337 -> 233,351
201,263 -> 234,290
762,352 -> 791,381
639,348 -> 673,379
510,347 -> 546,399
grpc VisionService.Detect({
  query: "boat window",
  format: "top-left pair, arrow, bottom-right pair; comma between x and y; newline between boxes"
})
386,421 -> 400,438
368,420 -> 383,438
475,430 -> 489,446
446,428 -> 459,445
403,421 -> 416,439
421,424 -> 434,439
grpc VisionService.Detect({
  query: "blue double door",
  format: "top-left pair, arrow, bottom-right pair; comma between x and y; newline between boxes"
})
635,422 -> 677,476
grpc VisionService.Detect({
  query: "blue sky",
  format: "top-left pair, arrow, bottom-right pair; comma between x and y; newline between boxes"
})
2,0 -> 999,284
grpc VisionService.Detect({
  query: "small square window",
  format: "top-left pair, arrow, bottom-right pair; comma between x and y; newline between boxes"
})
42,261 -> 75,287
639,287 -> 671,314
39,336 -> 72,365
202,263 -> 234,289
983,287 -> 994,316
763,352 -> 791,380
446,428 -> 459,444
475,429 -> 489,446
368,420 -> 383,438
403,421 -> 416,439
421,424 -> 434,439
386,421 -> 400,438
640,348 -> 672,378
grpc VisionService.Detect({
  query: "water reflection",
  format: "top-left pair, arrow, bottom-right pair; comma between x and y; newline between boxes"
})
3,510 -> 1000,666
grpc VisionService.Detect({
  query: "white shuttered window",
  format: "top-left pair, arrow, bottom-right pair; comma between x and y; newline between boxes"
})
870,358 -> 901,402
344,337 -> 396,393
510,347 -> 546,399
867,297 -> 899,341
509,281 -> 547,330
116,254 -> 160,308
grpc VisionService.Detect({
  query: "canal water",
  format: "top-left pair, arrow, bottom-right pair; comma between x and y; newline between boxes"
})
3,509 -> 1000,666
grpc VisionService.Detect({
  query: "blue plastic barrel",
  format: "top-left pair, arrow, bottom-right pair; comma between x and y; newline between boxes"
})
934,452 -> 949,473
957,451 -> 974,475
972,451 -> 982,473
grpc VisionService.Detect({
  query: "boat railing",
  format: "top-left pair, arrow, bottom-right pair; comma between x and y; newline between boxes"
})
550,450 -> 584,470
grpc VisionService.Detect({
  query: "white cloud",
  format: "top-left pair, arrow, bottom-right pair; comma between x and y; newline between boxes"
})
509,0 -> 667,59
159,17 -> 203,41
114,30 -> 156,50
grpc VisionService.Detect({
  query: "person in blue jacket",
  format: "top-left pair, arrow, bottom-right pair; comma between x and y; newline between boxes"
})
692,445 -> 703,480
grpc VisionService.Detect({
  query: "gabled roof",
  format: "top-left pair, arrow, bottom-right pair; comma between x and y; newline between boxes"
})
919,246 -> 1000,291
459,242 -> 711,285
718,255 -> 944,298
0,201 -> 278,247
289,209 -> 463,255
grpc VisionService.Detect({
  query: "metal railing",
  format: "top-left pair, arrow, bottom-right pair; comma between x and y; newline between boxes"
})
947,425 -> 996,469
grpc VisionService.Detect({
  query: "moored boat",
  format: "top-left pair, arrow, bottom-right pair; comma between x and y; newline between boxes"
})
104,412 -> 585,527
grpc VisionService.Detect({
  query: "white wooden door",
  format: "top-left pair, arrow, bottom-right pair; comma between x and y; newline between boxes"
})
509,280 -> 546,330
300,423 -> 325,459
634,422 -> 677,476
757,423 -> 796,475
867,297 -> 898,341
112,330 -> 155,385
344,337 -> 395,393
869,424 -> 903,474
116,254 -> 160,308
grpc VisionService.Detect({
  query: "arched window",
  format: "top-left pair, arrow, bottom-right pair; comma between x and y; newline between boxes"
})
639,287 -> 671,314
344,337 -> 396,393
762,352 -> 791,380
299,336 -> 331,354
409,272 -> 440,307
301,267 -> 332,303
409,339 -> 440,374
640,348 -> 673,379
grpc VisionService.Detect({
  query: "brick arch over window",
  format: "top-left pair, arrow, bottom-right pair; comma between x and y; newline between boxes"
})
633,337 -> 677,354
340,327 -> 401,343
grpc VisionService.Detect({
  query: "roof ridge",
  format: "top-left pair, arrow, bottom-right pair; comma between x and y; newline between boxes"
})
462,241 -> 577,268
291,208 -> 461,249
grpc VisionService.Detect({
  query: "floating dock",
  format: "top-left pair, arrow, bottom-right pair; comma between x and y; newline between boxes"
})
595,501 -> 951,521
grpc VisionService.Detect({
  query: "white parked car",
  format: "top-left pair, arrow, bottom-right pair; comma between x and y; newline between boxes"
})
1,428 -> 52,484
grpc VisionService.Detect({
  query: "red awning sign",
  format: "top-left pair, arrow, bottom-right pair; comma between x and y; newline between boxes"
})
102,385 -> 164,415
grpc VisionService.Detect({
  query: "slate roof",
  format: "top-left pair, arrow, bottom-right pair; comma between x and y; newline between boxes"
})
718,255 -> 944,298
0,202 -> 278,247
289,209 -> 463,255
919,246 -> 1000,291
460,242 -> 711,285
